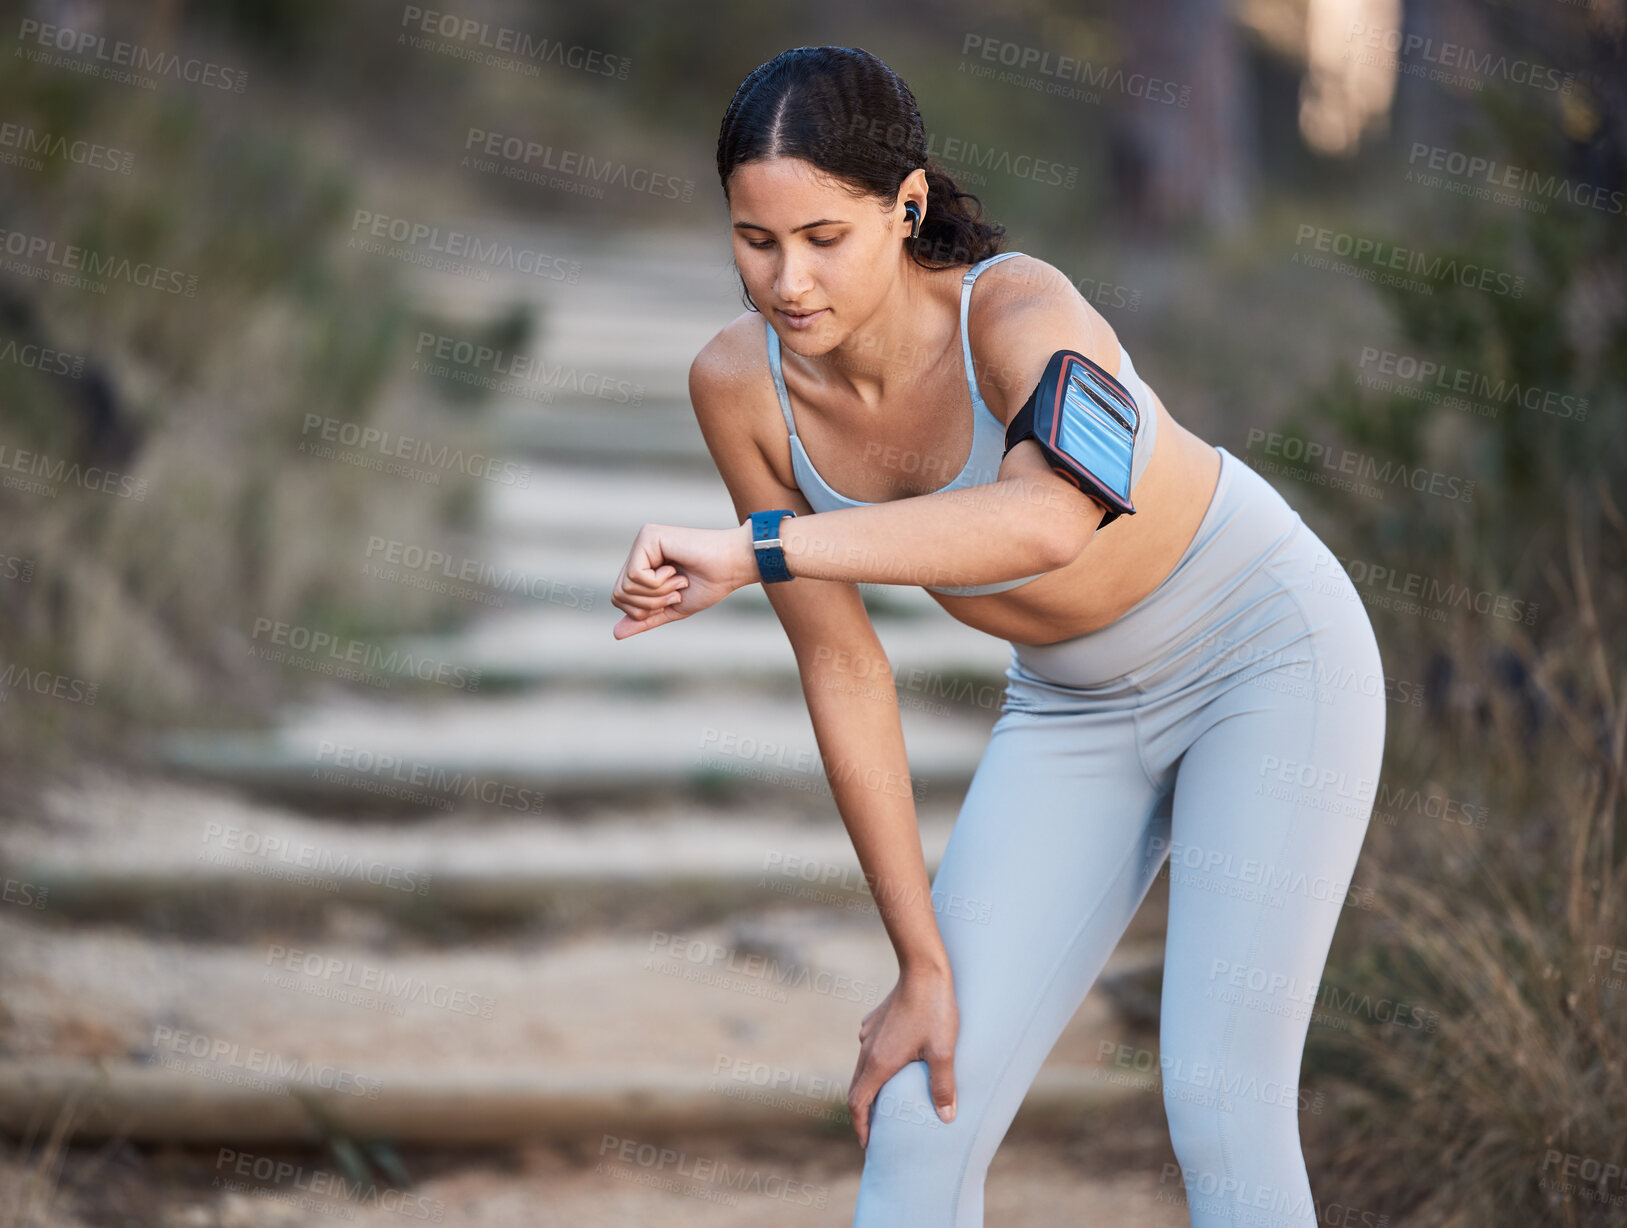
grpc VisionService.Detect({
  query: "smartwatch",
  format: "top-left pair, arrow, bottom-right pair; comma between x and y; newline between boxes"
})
748,508 -> 797,583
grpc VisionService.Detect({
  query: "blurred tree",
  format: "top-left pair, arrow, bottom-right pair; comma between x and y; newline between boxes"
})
1112,0 -> 1256,235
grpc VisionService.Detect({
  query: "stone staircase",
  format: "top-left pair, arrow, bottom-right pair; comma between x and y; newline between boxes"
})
0,221 -> 1180,1225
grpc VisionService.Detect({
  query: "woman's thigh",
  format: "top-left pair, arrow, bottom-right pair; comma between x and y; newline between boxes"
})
1150,527 -> 1388,1221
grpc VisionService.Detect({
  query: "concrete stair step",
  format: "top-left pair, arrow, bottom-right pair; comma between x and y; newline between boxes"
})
383,603 -> 1013,686
2,773 -> 965,929
151,683 -> 1000,803
1,882 -> 1167,1143
0,1060 -> 1152,1144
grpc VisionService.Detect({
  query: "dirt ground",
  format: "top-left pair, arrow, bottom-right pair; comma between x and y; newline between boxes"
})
2,1104 -> 1193,1227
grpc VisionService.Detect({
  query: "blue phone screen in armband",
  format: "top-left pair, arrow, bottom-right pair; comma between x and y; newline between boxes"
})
1004,348 -> 1142,525
1058,361 -> 1137,500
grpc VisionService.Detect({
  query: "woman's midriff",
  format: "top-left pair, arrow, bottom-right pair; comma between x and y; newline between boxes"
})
927,391 -> 1224,645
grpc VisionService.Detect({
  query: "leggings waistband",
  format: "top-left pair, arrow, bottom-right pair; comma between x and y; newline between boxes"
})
1008,445 -> 1307,691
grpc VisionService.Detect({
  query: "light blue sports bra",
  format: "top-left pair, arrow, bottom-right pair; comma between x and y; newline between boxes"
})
765,250 -> 1159,597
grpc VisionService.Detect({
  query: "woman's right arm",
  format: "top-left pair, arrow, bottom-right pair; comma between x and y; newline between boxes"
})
689,329 -> 961,1140
687,331 -> 949,978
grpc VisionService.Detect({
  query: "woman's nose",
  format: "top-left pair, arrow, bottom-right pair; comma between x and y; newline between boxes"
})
774,251 -> 814,300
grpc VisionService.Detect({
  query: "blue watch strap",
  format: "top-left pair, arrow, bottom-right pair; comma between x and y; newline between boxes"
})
748,508 -> 797,583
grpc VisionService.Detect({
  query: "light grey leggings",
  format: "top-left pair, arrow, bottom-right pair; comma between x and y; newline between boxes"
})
851,445 -> 1388,1227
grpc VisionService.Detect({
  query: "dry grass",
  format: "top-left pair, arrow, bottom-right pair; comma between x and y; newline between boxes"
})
1307,480 -> 1627,1226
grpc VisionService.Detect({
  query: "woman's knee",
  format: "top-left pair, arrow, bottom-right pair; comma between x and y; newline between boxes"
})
860,1059 -> 960,1161
1162,1075 -> 1307,1174
853,1058 -> 982,1217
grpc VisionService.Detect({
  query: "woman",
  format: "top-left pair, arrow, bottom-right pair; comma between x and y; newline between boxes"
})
611,45 -> 1386,1228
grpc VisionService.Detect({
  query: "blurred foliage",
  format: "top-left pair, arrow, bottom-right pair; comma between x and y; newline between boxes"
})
1274,22 -> 1627,1226
0,7 -> 526,768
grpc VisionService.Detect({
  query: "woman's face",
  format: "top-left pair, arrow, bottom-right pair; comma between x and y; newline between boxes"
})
727,156 -> 918,352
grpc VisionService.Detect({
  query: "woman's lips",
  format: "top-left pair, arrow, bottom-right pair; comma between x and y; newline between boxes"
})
778,307 -> 827,330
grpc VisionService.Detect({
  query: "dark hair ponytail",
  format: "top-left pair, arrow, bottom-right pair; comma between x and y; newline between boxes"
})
716,46 -> 1005,309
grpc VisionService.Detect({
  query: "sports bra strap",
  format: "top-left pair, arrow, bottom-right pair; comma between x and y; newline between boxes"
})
763,318 -> 798,439
960,252 -> 1026,406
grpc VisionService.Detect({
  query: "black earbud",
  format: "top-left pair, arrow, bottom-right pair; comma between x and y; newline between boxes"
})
904,200 -> 922,238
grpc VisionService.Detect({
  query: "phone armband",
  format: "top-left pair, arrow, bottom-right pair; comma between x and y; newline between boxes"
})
1003,348 -> 1142,528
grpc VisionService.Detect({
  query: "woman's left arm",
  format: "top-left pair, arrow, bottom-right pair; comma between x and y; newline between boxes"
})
757,456 -> 1101,588
612,445 -> 1102,637
611,254 -> 1113,634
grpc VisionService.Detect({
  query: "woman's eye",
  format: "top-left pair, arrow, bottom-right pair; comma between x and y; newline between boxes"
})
744,237 -> 838,249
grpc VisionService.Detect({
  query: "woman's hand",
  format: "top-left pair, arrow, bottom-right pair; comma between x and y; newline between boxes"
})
611,522 -> 756,639
847,964 -> 959,1148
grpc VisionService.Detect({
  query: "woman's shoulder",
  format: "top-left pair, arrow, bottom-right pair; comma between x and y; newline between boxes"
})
963,252 -> 1117,426
969,251 -> 1078,312
688,310 -> 775,419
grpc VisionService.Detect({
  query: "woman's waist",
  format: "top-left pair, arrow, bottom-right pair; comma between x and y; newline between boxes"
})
933,556 -> 1175,643
934,436 -> 1227,638
1003,446 -> 1311,691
